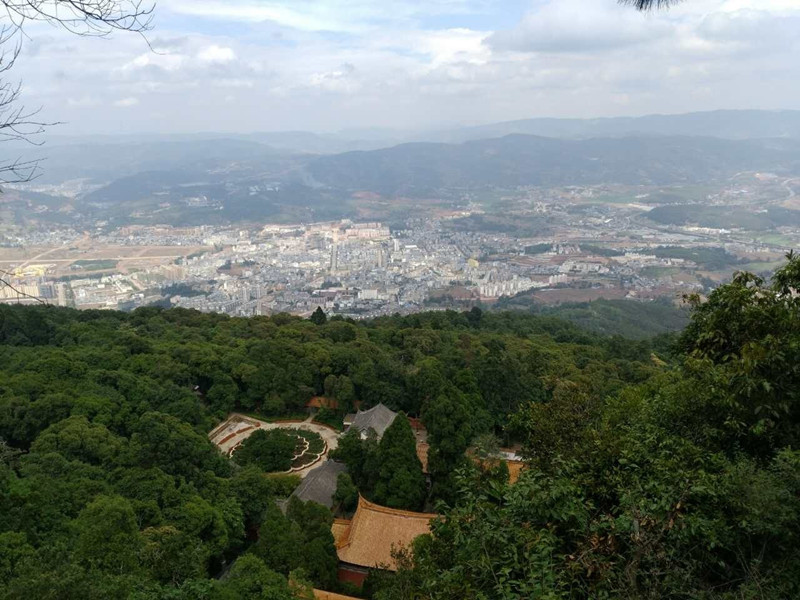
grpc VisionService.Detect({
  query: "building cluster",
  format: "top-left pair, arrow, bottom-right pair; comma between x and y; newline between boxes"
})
3,176 -> 796,314
0,211 -> 785,314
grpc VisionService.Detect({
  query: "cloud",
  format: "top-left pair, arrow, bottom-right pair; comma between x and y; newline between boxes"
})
308,62 -> 358,92
124,52 -> 185,71
113,97 -> 140,107
697,8 -> 800,49
67,96 -> 100,107
488,0 -> 672,53
197,45 -> 237,63
162,0 -> 493,32
9,0 -> 800,135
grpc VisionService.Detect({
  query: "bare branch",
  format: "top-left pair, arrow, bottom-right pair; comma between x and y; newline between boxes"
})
0,0 -> 156,186
619,0 -> 683,10
0,268 -> 47,304
2,0 -> 155,37
0,156 -> 43,183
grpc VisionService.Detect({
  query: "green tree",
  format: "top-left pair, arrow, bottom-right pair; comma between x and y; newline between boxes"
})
31,416 -> 123,465
679,254 -> 800,457
233,430 -> 297,473
230,466 -> 277,531
333,472 -> 358,513
252,504 -> 302,576
310,307 -> 327,326
0,532 -> 34,587
285,497 -> 338,589
422,390 -> 473,503
373,414 -> 426,510
140,526 -> 209,585
215,554 -> 293,600
74,495 -> 142,574
330,429 -> 375,491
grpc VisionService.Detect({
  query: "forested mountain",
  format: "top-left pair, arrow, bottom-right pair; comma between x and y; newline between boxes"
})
1,256 -> 799,599
15,116 -> 800,226
492,297 -> 690,339
307,135 -> 800,196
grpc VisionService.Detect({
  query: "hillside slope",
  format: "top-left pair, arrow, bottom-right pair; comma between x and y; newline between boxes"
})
307,134 -> 800,195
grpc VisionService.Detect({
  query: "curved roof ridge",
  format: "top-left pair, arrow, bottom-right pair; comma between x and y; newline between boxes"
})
357,495 -> 439,520
334,495 -> 437,570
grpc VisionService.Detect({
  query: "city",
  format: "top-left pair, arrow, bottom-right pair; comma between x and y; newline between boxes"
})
2,176 -> 796,318
3,0 -> 800,596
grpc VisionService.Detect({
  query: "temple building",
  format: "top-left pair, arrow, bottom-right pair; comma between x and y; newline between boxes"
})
290,460 -> 348,509
331,496 -> 437,586
342,403 -> 398,440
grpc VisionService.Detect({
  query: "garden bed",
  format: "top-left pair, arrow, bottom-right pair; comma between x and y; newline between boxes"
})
229,426 -> 328,474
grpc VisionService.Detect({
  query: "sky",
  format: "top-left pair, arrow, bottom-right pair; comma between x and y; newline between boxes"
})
8,0 -> 800,135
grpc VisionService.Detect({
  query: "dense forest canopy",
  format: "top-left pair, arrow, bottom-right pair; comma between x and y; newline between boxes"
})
0,255 -> 798,599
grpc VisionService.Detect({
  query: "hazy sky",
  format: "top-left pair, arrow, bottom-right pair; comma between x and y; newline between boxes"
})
10,0 -> 800,135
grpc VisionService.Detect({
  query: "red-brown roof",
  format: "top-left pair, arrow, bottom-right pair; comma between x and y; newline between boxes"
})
408,417 -> 426,431
306,396 -> 339,409
333,496 -> 436,571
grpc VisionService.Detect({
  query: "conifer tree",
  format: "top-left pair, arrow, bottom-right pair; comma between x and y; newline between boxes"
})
373,414 -> 426,510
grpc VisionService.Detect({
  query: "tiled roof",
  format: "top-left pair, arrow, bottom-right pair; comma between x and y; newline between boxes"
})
334,496 -> 437,571
306,396 -> 339,409
416,441 -> 429,474
331,518 -> 350,544
291,460 -> 348,509
313,589 -> 361,600
507,459 -> 525,484
347,403 -> 397,439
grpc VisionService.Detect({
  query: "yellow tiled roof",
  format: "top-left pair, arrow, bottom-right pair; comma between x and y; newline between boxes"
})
333,496 -> 437,571
416,441 -> 429,474
313,589 -> 362,600
331,518 -> 351,545
507,459 -> 525,484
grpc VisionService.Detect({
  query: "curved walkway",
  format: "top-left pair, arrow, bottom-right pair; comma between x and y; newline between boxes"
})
209,413 -> 340,478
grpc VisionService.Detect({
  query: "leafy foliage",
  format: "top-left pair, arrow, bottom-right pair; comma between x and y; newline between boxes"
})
373,414 -> 427,511
375,255 -> 800,600
3,257 -> 797,597
332,415 -> 427,511
233,429 -> 297,473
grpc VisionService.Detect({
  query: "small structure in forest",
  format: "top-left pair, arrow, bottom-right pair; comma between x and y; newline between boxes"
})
343,403 -> 397,440
306,396 -> 339,412
290,460 -> 348,509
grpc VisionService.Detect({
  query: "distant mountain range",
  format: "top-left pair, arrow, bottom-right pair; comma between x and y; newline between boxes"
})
428,109 -> 800,143
10,109 -> 800,223
23,109 -> 800,161
305,134 -> 800,195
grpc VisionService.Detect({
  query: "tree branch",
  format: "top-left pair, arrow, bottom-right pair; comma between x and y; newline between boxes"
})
619,0 -> 683,10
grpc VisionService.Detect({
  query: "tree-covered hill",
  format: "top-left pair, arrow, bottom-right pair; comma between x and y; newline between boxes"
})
375,256 -> 800,600
306,134 -> 800,196
0,300 -> 668,598
492,297 -> 690,339
0,255 -> 798,599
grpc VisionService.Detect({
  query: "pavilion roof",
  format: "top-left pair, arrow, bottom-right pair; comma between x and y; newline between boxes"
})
333,496 -> 436,571
346,403 -> 397,439
291,460 -> 348,509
